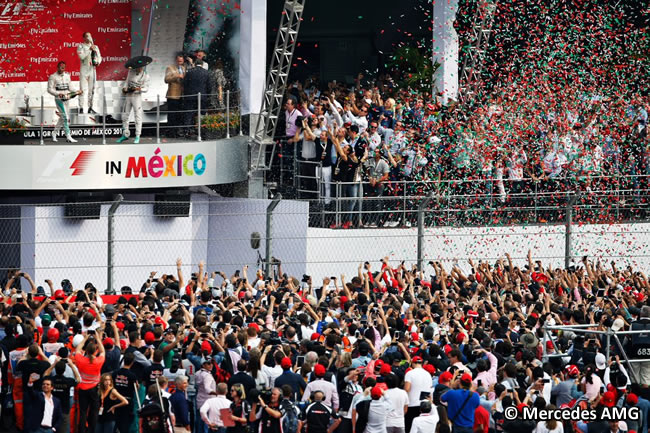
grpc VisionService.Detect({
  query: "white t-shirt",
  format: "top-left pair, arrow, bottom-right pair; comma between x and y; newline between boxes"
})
384,388 -> 409,428
534,420 -> 564,433
404,367 -> 432,407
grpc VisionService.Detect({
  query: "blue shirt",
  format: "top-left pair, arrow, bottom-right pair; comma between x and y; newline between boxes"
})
273,370 -> 307,401
169,390 -> 190,427
441,389 -> 480,428
637,397 -> 650,433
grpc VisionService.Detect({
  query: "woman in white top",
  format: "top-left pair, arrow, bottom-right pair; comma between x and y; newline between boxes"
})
248,354 -> 270,390
534,405 -> 564,433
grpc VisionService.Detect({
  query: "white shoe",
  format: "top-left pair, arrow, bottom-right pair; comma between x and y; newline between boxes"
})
65,135 -> 78,143
52,134 -> 58,142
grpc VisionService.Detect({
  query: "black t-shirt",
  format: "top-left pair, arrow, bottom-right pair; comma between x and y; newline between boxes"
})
113,367 -> 138,402
227,400 -> 251,433
339,157 -> 360,183
16,358 -> 50,389
125,346 -> 147,381
144,363 -> 164,389
51,374 -> 77,412
301,401 -> 336,433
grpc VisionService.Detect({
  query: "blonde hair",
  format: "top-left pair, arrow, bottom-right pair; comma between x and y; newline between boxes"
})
232,383 -> 246,400
386,98 -> 396,109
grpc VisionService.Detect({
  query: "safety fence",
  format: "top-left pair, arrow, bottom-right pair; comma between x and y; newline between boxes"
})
1,196 -> 650,293
1,89 -> 244,144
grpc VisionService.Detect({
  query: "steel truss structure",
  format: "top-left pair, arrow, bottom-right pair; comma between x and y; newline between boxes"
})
251,0 -> 306,171
458,0 -> 498,104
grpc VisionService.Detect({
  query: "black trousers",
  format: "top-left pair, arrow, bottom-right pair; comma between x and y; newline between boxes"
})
167,99 -> 183,136
405,406 -> 421,433
78,385 -> 99,433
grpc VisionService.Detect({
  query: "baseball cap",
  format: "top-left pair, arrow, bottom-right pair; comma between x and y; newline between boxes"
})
380,364 -> 392,376
54,289 -> 66,300
423,364 -> 435,375
374,359 -> 384,371
611,318 -> 625,332
115,321 -> 125,331
311,332 -> 321,341
412,356 -> 423,364
595,352 -> 606,370
626,393 -> 638,405
201,340 -> 212,353
314,364 -> 326,377
72,334 -> 84,348
248,323 -> 260,332
103,337 -> 114,348
281,357 -> 293,369
105,304 -> 116,316
565,365 -> 579,377
460,373 -> 473,384
439,371 -> 453,383
601,391 -> 616,407
144,331 -> 155,344
370,385 -> 383,400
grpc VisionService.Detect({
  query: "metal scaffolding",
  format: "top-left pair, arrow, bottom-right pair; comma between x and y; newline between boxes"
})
458,0 -> 498,104
251,0 -> 306,171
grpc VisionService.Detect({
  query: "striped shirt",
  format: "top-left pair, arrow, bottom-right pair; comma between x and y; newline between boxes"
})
73,353 -> 105,390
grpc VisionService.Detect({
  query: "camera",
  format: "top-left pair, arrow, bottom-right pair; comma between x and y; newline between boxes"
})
260,390 -> 273,404
301,274 -> 310,283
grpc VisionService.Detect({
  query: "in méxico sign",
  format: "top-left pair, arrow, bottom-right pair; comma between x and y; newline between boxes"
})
0,142 -> 242,190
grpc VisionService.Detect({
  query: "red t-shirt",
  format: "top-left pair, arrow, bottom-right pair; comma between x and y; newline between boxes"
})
474,405 -> 490,433
73,352 -> 105,390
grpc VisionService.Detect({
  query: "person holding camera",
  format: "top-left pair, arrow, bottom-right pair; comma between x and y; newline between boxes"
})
440,373 -> 480,433
250,387 -> 284,433
73,332 -> 106,433
117,65 -> 150,144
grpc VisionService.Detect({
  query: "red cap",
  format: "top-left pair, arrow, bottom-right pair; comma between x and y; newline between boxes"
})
340,296 -> 348,304
370,385 -> 384,400
546,341 -> 554,349
380,364 -> 392,376
626,393 -> 639,405
238,291 -> 246,299
154,317 -> 166,328
565,365 -> 579,377
601,391 -> 616,407
467,310 -> 479,318
103,337 -> 114,347
443,344 -> 453,354
439,371 -> 453,383
144,331 -> 155,344
423,364 -> 435,375
412,356 -> 423,364
119,339 -> 127,350
47,327 -> 60,343
248,323 -> 260,332
517,403 -> 528,413
201,340 -> 212,353
54,289 -> 66,299
314,364 -> 326,377
281,357 -> 293,369
374,359 -> 384,370
116,321 -> 125,331
311,332 -> 321,341
460,373 -> 473,384
635,292 -> 645,302
411,332 -> 419,341
456,333 -> 466,344
530,312 -> 539,319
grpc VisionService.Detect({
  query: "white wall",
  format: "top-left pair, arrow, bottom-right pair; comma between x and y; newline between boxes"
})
304,223 -> 650,281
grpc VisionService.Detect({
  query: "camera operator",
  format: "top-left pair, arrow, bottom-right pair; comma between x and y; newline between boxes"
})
251,387 -> 284,433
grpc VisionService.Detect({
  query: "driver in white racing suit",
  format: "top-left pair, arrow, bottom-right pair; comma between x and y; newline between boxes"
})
117,66 -> 150,144
47,61 -> 82,142
77,32 -> 101,114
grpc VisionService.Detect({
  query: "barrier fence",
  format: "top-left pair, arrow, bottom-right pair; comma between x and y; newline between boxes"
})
1,196 -> 650,293
2,89 -> 243,144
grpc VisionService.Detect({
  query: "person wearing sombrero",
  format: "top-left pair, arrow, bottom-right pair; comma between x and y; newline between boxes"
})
116,56 -> 152,144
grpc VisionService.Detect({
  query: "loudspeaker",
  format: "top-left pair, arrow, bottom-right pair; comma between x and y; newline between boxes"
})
64,192 -> 102,220
250,232 -> 261,249
153,191 -> 191,217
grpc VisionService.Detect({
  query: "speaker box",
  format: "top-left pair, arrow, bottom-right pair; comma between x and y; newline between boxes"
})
154,192 -> 191,217
64,193 -> 102,220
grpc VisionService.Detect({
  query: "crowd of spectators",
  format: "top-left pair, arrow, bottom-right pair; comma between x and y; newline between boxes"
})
280,74 -> 650,228
0,252 -> 649,433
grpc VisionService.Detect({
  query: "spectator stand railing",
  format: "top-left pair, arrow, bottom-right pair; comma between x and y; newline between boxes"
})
542,323 -> 650,383
1,90 -> 244,145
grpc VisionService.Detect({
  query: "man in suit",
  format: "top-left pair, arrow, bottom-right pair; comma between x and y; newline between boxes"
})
182,55 -> 211,137
164,52 -> 186,137
24,375 -> 62,433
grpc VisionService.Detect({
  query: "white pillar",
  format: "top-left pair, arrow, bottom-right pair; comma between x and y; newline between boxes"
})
432,0 -> 459,104
239,0 -> 267,115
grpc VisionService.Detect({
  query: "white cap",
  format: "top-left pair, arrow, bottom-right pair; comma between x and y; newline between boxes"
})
611,318 -> 625,332
595,352 -> 606,370
72,334 -> 84,348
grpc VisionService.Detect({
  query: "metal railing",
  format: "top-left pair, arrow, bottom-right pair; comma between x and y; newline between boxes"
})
2,89 -> 244,144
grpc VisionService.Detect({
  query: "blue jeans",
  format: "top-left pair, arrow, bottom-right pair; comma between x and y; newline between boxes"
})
209,428 -> 227,433
194,403 -> 208,433
31,428 -> 54,433
95,420 -> 115,433
345,183 -> 361,224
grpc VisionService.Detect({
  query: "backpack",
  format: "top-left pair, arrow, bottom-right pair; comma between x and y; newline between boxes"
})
354,399 -> 371,433
280,399 -> 300,433
139,402 -> 168,433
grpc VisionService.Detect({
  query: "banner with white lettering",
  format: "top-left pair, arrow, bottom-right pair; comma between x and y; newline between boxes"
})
0,0 -> 131,82
0,142 -> 233,189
